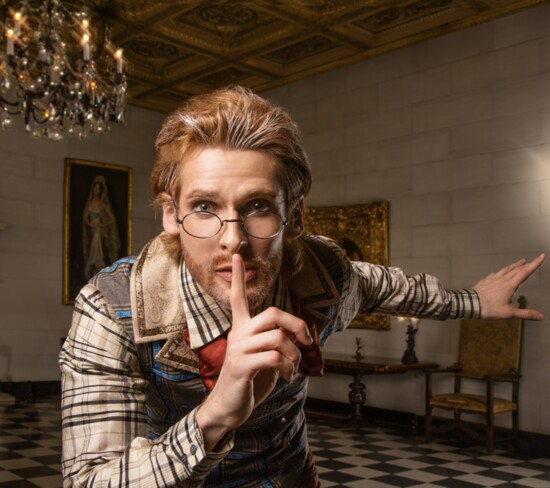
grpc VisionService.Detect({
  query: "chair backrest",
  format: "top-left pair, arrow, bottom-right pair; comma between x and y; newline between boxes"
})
457,318 -> 523,378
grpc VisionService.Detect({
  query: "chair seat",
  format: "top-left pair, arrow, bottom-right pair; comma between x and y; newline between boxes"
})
430,393 -> 517,414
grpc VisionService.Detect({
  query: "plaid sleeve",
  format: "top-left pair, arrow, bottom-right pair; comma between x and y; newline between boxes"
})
59,285 -> 233,487
347,262 -> 481,323
308,235 -> 481,331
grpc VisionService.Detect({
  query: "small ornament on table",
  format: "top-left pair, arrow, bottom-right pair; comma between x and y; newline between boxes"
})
354,337 -> 363,360
398,317 -> 419,364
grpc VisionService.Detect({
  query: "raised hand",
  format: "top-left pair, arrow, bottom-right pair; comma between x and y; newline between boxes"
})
472,253 -> 546,321
195,254 -> 312,450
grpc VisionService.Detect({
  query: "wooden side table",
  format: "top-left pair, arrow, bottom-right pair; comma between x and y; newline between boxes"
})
322,353 -> 438,425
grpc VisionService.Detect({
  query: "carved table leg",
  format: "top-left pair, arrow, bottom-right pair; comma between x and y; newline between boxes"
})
348,373 -> 366,425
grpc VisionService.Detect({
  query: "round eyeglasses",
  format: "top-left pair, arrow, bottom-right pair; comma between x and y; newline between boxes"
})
176,210 -> 288,239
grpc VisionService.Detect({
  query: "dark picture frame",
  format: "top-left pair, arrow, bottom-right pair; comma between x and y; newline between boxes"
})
304,201 -> 390,330
63,158 -> 132,305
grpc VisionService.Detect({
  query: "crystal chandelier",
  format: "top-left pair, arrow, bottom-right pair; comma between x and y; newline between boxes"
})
0,0 -> 127,141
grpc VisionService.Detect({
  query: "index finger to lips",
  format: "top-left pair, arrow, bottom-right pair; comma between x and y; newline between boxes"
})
230,253 -> 251,327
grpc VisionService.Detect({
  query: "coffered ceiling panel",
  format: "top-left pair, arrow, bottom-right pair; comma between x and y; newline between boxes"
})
103,0 -> 549,113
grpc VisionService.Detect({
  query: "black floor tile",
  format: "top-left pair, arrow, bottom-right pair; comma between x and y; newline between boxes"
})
10,465 -> 60,478
0,481 -> 41,488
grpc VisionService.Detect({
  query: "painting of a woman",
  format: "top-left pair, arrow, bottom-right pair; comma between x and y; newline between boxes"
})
82,175 -> 121,279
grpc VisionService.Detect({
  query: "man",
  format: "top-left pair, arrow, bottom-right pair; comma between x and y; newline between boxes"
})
60,85 -> 545,487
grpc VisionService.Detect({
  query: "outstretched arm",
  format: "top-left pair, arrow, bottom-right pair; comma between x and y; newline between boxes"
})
472,253 -> 546,321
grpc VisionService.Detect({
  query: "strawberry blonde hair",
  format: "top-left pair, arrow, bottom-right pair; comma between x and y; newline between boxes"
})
150,85 -> 311,268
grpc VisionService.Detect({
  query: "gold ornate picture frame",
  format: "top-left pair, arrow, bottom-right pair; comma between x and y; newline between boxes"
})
304,202 -> 390,330
63,158 -> 133,305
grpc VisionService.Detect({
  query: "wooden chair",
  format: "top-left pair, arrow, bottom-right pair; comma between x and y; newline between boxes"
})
425,299 -> 525,454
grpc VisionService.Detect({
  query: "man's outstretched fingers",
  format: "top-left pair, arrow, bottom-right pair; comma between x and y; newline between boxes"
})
495,258 -> 526,277
507,253 -> 547,285
524,253 -> 547,276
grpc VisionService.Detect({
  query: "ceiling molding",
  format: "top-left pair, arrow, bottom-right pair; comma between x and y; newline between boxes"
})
106,0 -> 549,113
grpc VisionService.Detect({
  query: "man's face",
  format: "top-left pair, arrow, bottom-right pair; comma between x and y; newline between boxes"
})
162,147 -> 303,311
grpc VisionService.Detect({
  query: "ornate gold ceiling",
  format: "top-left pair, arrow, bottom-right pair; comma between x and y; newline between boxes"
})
108,0 -> 549,113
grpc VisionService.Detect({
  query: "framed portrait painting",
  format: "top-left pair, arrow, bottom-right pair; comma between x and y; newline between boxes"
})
63,158 -> 132,305
304,201 -> 390,330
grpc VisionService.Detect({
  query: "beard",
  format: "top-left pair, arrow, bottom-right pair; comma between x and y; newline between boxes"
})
183,248 -> 283,313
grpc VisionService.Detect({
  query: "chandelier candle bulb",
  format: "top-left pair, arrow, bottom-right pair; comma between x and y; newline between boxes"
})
6,29 -> 14,56
82,34 -> 90,61
114,49 -> 123,73
13,12 -> 22,35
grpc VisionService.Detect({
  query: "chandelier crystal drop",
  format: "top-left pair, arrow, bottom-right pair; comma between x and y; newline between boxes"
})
0,0 -> 127,141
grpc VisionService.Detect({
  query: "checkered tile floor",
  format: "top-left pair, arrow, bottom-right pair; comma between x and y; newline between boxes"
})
1,395 -> 549,487
308,420 -> 550,487
0,394 -> 62,488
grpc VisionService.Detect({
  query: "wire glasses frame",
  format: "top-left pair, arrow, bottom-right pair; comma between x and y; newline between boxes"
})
175,209 -> 288,239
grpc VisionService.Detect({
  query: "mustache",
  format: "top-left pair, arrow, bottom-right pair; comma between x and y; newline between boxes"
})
210,253 -> 271,269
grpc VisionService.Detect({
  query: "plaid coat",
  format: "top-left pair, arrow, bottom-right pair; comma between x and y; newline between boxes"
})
60,233 -> 479,487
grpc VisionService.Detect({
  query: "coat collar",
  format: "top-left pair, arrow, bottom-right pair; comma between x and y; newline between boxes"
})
130,233 -> 341,372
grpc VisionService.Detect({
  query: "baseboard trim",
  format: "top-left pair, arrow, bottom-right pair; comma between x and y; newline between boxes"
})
0,380 -> 61,402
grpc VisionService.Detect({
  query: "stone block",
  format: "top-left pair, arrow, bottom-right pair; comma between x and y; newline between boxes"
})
302,128 -> 344,156
412,225 -> 453,257
306,176 -> 346,207
412,223 -> 493,258
493,73 -> 550,117
542,108 -> 550,144
493,4 -> 550,48
448,222 -> 493,256
451,41 -> 540,94
389,226 -> 413,259
315,143 -> 378,179
317,88 -> 377,125
35,158 -> 65,182
413,154 -> 491,194
0,227 -> 60,256
391,193 -> 451,227
0,198 -> 33,227
412,22 -> 492,71
346,167 -> 412,203
451,112 -> 541,157
379,130 -> 450,169
493,144 -> 550,184
412,90 -> 492,133
0,151 -> 34,178
452,182 -> 540,222
379,66 -> 451,112
493,216 -> 550,253
345,107 -> 412,145
543,34 -> 550,73
0,175 -> 61,206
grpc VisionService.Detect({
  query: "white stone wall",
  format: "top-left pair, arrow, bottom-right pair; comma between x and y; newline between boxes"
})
0,105 -> 164,382
265,4 -> 550,435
